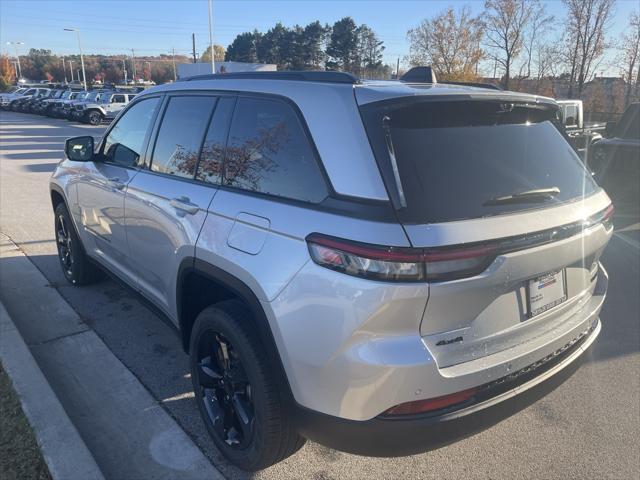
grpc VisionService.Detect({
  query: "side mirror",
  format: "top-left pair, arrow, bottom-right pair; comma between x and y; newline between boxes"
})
605,121 -> 617,137
65,136 -> 94,162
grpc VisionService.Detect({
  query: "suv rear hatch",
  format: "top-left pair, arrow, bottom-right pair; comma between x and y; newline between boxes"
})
358,89 -> 612,368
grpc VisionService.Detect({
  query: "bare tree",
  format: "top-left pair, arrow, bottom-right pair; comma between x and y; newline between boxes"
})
517,4 -> 554,85
483,0 -> 537,89
618,11 -> 640,106
563,0 -> 615,97
406,6 -> 483,81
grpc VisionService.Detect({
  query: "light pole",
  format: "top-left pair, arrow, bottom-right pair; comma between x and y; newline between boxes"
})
6,41 -> 24,80
208,0 -> 215,73
131,49 -> 137,81
64,28 -> 87,90
61,57 -> 68,83
68,60 -> 75,82
122,58 -> 127,84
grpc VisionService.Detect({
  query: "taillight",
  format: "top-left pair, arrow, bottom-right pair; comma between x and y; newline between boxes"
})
423,245 -> 496,281
306,234 -> 425,282
306,234 -> 496,282
382,387 -> 478,416
600,203 -> 614,230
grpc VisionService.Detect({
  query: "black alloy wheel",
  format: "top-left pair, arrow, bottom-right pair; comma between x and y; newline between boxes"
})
55,212 -> 74,278
194,330 -> 255,449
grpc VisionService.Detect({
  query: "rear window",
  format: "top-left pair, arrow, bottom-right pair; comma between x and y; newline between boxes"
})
360,99 -> 599,224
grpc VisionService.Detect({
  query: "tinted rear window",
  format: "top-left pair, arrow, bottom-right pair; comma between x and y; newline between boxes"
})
360,100 -> 599,224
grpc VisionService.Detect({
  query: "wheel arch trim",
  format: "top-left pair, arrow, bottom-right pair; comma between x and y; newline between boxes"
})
177,256 -> 295,402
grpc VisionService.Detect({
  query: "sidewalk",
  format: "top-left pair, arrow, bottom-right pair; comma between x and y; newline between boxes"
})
0,234 -> 223,480
0,301 -> 104,480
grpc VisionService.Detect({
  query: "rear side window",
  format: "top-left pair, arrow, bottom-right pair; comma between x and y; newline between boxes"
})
224,97 -> 328,203
151,96 -> 217,178
360,100 -> 599,223
196,96 -> 236,184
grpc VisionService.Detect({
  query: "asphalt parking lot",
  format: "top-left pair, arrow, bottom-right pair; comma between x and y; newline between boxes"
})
0,111 -> 638,479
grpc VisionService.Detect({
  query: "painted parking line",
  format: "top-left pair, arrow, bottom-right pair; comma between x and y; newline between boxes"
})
614,231 -> 640,250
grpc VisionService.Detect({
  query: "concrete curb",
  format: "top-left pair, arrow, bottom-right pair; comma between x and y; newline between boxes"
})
0,301 -> 105,480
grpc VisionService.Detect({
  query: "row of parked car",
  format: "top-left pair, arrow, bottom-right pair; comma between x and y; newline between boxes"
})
0,85 -> 140,125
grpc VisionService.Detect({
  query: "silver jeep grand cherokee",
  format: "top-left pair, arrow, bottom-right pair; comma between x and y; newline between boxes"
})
50,71 -> 612,471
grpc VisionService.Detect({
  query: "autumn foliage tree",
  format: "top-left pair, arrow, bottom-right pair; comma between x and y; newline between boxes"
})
406,6 -> 483,81
0,54 -> 16,91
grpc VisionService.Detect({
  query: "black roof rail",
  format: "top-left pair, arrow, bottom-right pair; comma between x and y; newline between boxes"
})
440,81 -> 503,90
178,70 -> 360,85
400,66 -> 437,84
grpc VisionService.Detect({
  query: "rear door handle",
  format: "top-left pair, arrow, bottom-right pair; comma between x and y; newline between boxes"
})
106,177 -> 125,190
170,196 -> 199,215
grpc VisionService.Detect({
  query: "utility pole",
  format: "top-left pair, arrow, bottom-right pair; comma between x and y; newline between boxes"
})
172,47 -> 177,81
131,49 -> 137,81
192,33 -> 197,63
68,60 -> 75,82
208,0 -> 215,73
396,57 -> 400,79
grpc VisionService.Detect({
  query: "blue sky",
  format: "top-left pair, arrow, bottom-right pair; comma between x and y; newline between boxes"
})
1,0 -> 638,74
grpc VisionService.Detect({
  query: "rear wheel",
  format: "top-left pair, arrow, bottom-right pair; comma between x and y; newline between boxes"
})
87,110 -> 103,125
190,300 -> 305,470
54,202 -> 101,285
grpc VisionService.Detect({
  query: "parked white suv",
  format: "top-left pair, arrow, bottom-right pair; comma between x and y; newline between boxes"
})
50,71 -> 613,470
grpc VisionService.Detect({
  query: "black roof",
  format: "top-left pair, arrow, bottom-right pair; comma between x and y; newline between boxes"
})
179,70 -> 360,85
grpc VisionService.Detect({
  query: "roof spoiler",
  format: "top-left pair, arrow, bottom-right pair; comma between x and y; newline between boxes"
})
400,66 -> 437,84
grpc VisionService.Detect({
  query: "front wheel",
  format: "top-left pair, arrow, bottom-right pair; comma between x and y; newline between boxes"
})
190,300 -> 305,470
54,202 -> 101,285
87,110 -> 103,125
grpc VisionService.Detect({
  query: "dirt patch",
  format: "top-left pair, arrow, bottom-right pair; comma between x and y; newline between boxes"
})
0,362 -> 51,480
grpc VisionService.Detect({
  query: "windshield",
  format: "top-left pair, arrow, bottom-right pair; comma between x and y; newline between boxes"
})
85,92 -> 99,101
60,91 -> 71,99
75,92 -> 87,101
360,99 -> 599,223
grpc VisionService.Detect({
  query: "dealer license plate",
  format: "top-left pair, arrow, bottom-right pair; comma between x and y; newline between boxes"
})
528,270 -> 567,318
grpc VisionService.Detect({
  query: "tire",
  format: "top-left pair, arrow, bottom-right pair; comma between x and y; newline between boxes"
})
87,110 -> 103,125
190,300 -> 305,471
54,202 -> 101,285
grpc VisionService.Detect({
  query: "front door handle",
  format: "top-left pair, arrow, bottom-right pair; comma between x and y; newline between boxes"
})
106,177 -> 125,190
170,196 -> 199,215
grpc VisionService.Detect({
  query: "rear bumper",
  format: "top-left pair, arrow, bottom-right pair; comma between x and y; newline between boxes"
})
295,317 -> 600,457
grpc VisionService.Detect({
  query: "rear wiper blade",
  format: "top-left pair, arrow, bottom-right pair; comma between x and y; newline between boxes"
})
483,187 -> 560,206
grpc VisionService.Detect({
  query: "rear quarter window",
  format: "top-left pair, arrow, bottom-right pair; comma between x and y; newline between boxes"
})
223,96 -> 328,203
